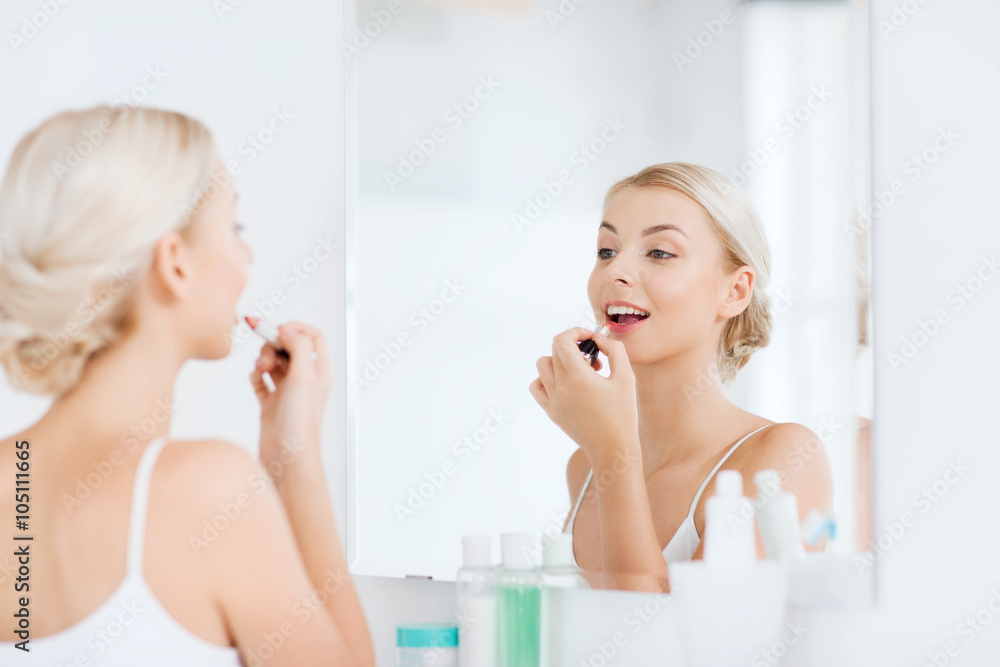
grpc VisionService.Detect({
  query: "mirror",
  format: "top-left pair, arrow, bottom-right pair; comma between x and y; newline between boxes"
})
346,0 -> 873,597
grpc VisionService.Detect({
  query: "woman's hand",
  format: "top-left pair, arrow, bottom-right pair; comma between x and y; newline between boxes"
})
249,321 -> 331,480
529,326 -> 640,471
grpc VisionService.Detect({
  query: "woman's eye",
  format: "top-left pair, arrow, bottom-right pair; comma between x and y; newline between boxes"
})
649,249 -> 674,259
596,248 -> 617,260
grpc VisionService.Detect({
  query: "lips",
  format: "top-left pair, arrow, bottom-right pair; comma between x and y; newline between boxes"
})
603,301 -> 650,333
605,314 -> 648,334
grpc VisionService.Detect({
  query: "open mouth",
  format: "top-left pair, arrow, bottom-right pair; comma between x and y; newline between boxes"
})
606,304 -> 650,327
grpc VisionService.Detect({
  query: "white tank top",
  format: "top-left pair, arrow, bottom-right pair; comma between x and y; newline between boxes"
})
0,436 -> 243,666
564,423 -> 775,566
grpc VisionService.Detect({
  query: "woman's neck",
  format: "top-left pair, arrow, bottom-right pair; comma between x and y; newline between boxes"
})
632,353 -> 745,477
39,324 -> 185,456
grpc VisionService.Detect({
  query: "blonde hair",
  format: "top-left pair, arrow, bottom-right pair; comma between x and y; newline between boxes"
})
604,162 -> 773,384
0,105 -> 218,395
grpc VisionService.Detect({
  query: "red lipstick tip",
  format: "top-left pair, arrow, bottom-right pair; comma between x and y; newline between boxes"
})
244,315 -> 259,329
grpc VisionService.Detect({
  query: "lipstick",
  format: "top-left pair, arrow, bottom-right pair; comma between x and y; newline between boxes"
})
577,324 -> 606,366
244,315 -> 290,360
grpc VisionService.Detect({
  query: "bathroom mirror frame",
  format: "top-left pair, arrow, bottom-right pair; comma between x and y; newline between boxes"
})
343,0 -> 877,608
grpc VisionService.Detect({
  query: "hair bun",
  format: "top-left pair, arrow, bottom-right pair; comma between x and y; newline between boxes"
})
0,104 -> 216,395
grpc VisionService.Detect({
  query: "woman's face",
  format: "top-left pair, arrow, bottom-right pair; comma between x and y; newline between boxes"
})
586,186 -> 743,367
182,164 -> 253,359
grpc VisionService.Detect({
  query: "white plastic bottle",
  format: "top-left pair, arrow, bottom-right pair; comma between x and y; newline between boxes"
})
456,535 -> 497,667
703,469 -> 756,565
539,534 -> 588,588
753,469 -> 806,560
539,534 -> 588,667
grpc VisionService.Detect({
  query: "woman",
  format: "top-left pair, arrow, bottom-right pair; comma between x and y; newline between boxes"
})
529,163 -> 833,590
0,106 -> 373,666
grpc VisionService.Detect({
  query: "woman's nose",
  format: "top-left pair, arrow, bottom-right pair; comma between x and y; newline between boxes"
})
607,256 -> 635,285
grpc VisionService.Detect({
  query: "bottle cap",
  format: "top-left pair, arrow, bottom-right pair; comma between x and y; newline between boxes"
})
715,469 -> 743,497
396,623 -> 458,648
543,533 -> 575,567
461,534 -> 492,568
500,532 -> 536,570
754,469 -> 783,496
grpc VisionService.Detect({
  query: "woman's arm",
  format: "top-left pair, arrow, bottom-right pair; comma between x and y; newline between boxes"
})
197,442 -> 363,667
269,448 -> 372,664
533,326 -> 669,592
250,321 -> 374,667
590,445 -> 670,591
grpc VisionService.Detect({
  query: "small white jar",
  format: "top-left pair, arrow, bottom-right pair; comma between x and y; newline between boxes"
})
396,623 -> 458,667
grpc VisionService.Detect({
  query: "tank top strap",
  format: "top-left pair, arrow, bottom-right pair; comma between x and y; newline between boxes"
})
126,436 -> 170,575
684,423 -> 776,520
564,469 -> 593,535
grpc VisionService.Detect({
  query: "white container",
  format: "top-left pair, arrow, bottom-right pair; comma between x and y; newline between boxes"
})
396,624 -> 458,667
540,534 -> 588,667
754,469 -> 806,560
669,560 -> 790,667
456,535 -> 497,667
671,469 -> 789,666
703,469 -> 755,565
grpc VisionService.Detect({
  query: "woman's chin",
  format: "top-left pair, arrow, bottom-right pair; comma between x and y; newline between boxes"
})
199,333 -> 237,361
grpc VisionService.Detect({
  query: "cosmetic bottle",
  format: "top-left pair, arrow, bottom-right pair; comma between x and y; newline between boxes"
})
670,470 -> 789,667
539,534 -> 588,667
497,533 -> 541,667
396,623 -> 458,667
753,469 -> 805,560
539,534 -> 587,588
703,469 -> 755,565
456,535 -> 497,667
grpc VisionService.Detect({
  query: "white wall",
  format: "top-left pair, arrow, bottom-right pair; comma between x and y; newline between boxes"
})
785,0 -> 1000,663
0,0 -> 349,517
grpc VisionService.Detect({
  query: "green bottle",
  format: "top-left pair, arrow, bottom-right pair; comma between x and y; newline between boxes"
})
497,533 -> 541,667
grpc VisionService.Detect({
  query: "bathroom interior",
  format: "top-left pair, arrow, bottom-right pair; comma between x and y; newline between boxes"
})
2,0 -> 997,664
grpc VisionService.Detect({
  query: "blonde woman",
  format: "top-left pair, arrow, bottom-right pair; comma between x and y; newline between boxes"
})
0,106 -> 373,666
530,163 -> 833,590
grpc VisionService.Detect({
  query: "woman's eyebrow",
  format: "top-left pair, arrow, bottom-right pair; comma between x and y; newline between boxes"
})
599,221 -> 689,239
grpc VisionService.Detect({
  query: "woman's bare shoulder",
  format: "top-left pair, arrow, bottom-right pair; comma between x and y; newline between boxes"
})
745,422 -> 832,470
153,439 -> 264,506
729,421 -> 834,506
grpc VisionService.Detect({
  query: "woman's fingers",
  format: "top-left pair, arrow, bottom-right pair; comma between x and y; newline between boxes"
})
590,329 -> 633,381
552,326 -> 602,379
251,321 -> 331,395
273,322 -> 322,381
528,376 -> 548,407
282,321 -> 328,365
249,364 -> 271,401
254,344 -> 287,383
536,356 -> 555,390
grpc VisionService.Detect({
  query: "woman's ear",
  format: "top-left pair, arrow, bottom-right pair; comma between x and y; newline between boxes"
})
719,266 -> 754,318
150,230 -> 193,301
